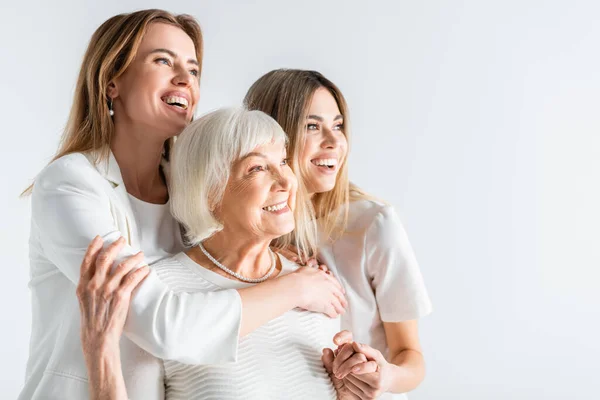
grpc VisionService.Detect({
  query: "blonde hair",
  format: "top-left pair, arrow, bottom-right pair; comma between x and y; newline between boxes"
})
22,9 -> 203,195
170,107 -> 318,257
244,69 -> 371,241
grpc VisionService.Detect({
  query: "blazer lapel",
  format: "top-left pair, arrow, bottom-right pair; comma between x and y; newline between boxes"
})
88,151 -> 139,248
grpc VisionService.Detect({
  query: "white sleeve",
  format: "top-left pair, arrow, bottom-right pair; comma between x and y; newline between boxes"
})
365,205 -> 432,322
31,156 -> 241,364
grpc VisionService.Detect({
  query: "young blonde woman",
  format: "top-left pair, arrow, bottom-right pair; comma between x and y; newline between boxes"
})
20,12 -> 345,400
244,69 -> 433,399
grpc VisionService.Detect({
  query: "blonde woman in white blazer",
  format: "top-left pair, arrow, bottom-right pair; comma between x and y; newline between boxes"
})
20,11 -> 346,400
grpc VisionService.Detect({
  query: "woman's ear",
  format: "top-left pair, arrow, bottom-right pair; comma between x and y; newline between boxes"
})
107,81 -> 119,100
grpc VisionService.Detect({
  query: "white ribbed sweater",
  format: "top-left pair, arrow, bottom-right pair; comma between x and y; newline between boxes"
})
149,252 -> 339,400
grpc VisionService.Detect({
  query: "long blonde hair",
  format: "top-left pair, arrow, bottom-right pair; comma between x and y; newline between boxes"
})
22,9 -> 203,195
244,69 -> 371,241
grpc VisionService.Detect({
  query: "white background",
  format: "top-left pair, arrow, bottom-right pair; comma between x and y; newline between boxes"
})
1,1 -> 599,399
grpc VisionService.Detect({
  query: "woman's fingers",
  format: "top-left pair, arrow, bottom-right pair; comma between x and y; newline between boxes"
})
331,297 -> 346,316
351,342 -> 386,365
104,252 -> 145,296
335,352 -> 368,379
121,264 -> 150,293
79,236 -> 103,284
306,257 -> 319,268
334,288 -> 348,309
333,330 -> 354,347
351,361 -> 379,376
333,343 -> 356,374
321,348 -> 335,373
94,237 -> 126,280
345,373 -> 382,399
342,377 -> 366,398
324,271 -> 346,294
106,265 -> 149,331
324,304 -> 338,319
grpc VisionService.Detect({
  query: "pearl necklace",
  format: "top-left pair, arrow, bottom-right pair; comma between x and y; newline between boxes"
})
198,242 -> 277,283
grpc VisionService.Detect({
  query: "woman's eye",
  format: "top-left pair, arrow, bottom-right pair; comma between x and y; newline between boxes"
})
306,123 -> 319,131
190,69 -> 199,77
333,123 -> 344,131
156,58 -> 171,66
250,165 -> 265,173
281,158 -> 289,166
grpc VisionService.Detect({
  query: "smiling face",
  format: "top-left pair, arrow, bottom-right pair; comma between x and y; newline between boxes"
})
300,87 -> 348,195
108,22 -> 200,140
217,140 -> 297,241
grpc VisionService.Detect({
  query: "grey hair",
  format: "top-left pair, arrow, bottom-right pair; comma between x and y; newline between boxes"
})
169,107 -> 317,257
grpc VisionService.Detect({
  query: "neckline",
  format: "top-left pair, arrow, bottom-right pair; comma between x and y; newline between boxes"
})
127,192 -> 169,207
174,251 -> 298,289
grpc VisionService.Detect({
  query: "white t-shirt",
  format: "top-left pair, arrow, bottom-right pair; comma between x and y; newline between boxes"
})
317,200 -> 433,400
120,195 -> 186,400
127,194 -> 184,263
146,252 -> 340,400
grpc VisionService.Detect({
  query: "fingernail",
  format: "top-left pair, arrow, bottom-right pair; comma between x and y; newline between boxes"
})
353,366 -> 360,373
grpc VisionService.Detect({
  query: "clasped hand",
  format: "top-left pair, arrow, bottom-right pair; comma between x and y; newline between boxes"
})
322,331 -> 392,400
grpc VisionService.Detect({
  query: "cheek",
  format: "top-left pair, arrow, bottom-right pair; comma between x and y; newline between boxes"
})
300,136 -> 318,164
340,135 -> 349,154
229,178 -> 266,213
191,85 -> 200,105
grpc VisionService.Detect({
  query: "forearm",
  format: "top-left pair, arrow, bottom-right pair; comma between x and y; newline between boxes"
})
85,348 -> 128,400
387,349 -> 426,394
237,274 -> 299,337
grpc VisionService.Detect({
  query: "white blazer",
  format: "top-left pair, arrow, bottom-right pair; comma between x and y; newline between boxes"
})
19,151 -> 242,400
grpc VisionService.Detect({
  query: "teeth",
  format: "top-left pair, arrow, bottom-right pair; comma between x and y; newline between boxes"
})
163,96 -> 189,109
263,202 -> 287,212
312,158 -> 337,167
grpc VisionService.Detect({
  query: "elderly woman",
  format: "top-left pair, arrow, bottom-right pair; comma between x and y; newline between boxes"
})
79,107 -> 346,399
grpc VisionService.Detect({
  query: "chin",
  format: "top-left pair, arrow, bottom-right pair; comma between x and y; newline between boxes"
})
274,221 -> 295,237
312,181 -> 337,195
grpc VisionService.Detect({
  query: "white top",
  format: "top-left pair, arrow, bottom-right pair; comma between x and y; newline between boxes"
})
20,152 -> 243,400
317,200 -> 433,400
126,252 -> 339,400
126,194 -> 182,264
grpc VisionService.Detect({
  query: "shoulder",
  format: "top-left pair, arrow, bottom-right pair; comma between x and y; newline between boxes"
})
151,253 -> 220,292
34,152 -> 102,190
151,253 -> 188,273
346,200 -> 408,248
346,199 -> 398,232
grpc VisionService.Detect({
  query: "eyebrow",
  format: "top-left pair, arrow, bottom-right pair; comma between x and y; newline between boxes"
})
307,114 -> 344,121
149,48 -> 199,66
241,152 -> 268,160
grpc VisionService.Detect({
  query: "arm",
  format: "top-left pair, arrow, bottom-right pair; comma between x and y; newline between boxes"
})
237,265 -> 346,336
330,205 -> 432,398
37,156 -> 346,363
382,320 -> 426,392
32,156 -> 241,363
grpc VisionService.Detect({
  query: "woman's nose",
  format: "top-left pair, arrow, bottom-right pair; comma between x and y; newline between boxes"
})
274,170 -> 294,192
321,127 -> 341,149
172,65 -> 192,87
